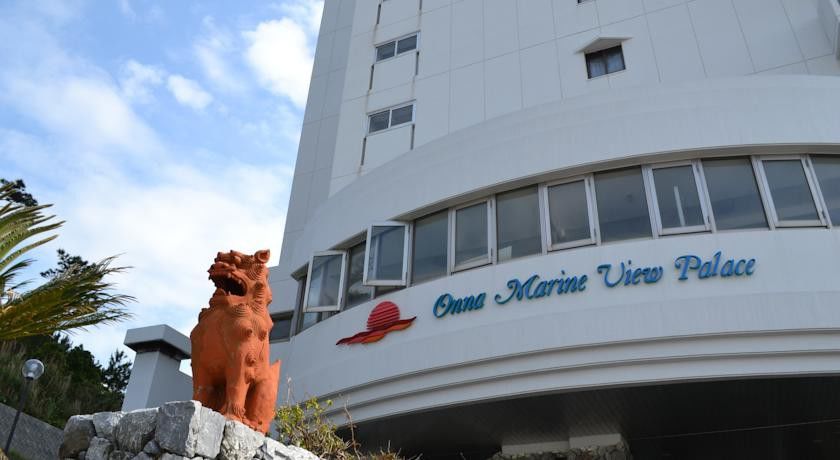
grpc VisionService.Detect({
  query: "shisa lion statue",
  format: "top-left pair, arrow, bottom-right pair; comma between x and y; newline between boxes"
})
190,249 -> 280,434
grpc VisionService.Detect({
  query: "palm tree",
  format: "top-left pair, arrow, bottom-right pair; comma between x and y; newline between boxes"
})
0,183 -> 133,341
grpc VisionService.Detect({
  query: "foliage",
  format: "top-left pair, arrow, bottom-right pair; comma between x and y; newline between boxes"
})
40,249 -> 91,279
275,396 -> 411,460
0,334 -> 130,427
0,179 -> 37,207
0,182 -> 134,341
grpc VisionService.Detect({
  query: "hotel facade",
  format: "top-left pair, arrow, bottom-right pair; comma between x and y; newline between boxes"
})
125,0 -> 840,457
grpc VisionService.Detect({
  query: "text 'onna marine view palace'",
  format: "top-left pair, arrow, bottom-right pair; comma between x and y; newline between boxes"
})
124,0 -> 840,458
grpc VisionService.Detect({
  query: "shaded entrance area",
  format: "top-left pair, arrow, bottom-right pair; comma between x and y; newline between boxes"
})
344,376 -> 840,459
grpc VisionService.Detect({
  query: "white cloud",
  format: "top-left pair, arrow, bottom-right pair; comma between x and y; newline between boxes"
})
243,0 -> 323,108
120,60 -> 165,104
167,74 -> 213,110
194,17 -> 245,93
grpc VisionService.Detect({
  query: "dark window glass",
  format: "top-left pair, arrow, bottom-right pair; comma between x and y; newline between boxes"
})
703,158 -> 767,230
369,110 -> 390,133
547,180 -> 591,246
652,165 -> 705,230
299,311 -> 327,333
594,167 -> 652,242
454,202 -> 489,268
813,156 -> 840,224
390,105 -> 413,126
367,225 -> 406,282
412,211 -> 448,284
586,46 -> 625,79
763,160 -> 820,222
496,187 -> 541,261
376,41 -> 396,61
345,242 -> 373,308
397,35 -> 417,54
269,314 -> 292,342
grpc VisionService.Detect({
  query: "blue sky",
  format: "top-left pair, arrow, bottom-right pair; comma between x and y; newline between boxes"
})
0,0 -> 322,366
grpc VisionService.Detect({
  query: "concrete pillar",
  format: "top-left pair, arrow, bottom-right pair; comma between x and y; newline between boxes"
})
122,325 -> 193,411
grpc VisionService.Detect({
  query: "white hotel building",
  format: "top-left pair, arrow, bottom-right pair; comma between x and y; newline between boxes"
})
124,0 -> 840,457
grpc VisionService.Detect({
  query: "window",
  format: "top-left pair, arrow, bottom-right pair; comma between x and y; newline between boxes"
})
496,187 -> 542,261
375,34 -> 418,62
451,200 -> 493,271
345,242 -> 373,308
412,211 -> 448,284
702,158 -> 768,230
364,223 -> 409,286
586,45 -> 625,79
304,251 -> 346,312
594,167 -> 652,243
544,177 -> 596,250
295,275 -> 329,334
269,313 -> 293,342
646,162 -> 710,235
757,157 -> 825,227
368,104 -> 414,134
813,156 -> 840,225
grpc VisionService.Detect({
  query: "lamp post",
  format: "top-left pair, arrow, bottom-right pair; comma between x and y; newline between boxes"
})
4,359 -> 44,454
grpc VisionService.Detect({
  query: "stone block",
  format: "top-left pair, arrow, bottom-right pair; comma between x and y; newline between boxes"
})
114,408 -> 157,453
159,454 -> 187,460
79,450 -> 87,460
219,420 -> 264,460
108,451 -> 135,460
142,440 -> 161,456
92,412 -> 124,441
258,437 -> 321,460
155,400 -> 225,458
86,437 -> 114,460
60,415 -> 96,458
132,453 -> 153,460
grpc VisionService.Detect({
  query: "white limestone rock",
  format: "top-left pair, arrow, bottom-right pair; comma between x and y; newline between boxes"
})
258,437 -> 321,460
86,437 -> 114,460
92,412 -> 124,441
155,400 -> 225,458
60,415 -> 96,458
114,408 -> 158,453
218,420 -> 264,460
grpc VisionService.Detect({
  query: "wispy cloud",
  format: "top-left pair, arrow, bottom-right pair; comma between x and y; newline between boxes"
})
167,74 -> 213,110
194,16 -> 246,93
243,0 -> 323,108
120,60 -> 165,104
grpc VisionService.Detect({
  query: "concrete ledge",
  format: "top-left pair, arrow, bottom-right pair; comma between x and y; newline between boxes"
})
125,324 -> 191,360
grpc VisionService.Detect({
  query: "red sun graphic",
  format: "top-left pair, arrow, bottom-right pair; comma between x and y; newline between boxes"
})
336,301 -> 416,345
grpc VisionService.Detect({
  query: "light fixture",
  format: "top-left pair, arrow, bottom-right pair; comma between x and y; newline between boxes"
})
5,359 -> 46,453
22,359 -> 44,380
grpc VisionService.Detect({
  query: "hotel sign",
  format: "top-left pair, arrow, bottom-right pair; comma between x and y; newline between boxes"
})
433,251 -> 756,318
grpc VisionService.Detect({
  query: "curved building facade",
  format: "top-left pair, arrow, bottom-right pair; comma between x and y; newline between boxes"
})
267,0 -> 840,457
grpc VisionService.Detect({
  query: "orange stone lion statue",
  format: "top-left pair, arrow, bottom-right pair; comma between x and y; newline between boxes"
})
190,249 -> 281,433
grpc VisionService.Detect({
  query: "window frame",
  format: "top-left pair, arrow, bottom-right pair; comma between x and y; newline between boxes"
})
449,198 -> 496,273
540,175 -> 598,251
409,210 -> 450,286
753,155 -> 827,228
363,222 -> 411,287
805,154 -> 836,228
644,160 -> 712,236
495,185 -> 545,263
367,102 -> 416,135
374,33 -> 420,63
585,45 -> 626,79
592,166 -> 656,244
269,312 -> 294,343
303,250 -> 347,313
343,240 -> 374,309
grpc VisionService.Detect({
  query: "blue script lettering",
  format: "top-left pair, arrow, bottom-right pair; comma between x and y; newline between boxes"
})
675,251 -> 756,280
433,292 -> 486,318
597,260 -> 662,288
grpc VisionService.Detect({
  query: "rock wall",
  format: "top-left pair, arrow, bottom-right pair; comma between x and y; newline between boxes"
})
488,443 -> 632,460
59,400 -> 319,460
0,402 -> 62,459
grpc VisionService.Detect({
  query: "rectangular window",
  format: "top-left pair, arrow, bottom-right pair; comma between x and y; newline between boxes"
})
375,34 -> 418,62
586,45 -> 625,79
451,200 -> 493,271
269,313 -> 293,342
295,275 -> 329,334
368,104 -> 414,134
757,157 -> 824,227
647,162 -> 710,235
344,242 -> 373,308
544,177 -> 596,250
702,158 -> 768,230
304,251 -> 346,312
412,211 -> 448,284
594,167 -> 652,243
364,223 -> 409,286
496,186 -> 542,262
812,156 -> 840,225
